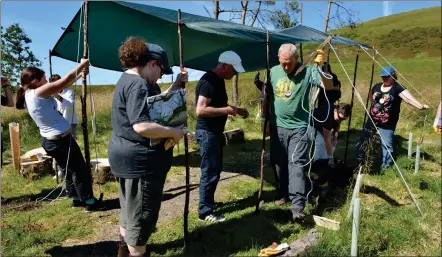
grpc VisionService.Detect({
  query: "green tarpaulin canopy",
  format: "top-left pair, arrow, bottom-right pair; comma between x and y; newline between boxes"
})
51,1 -> 313,72
278,24 -> 372,49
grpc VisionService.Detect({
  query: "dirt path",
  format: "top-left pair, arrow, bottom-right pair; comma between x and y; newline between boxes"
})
60,167 -> 255,248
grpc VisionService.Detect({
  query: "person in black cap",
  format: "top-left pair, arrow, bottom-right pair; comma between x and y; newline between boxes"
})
109,37 -> 187,257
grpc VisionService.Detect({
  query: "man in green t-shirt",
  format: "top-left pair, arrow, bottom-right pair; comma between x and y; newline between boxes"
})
267,44 -> 332,222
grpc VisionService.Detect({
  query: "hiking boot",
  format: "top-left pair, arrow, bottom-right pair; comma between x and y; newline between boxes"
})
292,210 -> 305,222
118,234 -> 129,257
85,198 -> 106,212
72,199 -> 86,207
274,198 -> 288,206
199,212 -> 226,223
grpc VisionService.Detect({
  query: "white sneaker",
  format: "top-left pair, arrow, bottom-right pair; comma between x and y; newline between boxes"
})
199,213 -> 226,223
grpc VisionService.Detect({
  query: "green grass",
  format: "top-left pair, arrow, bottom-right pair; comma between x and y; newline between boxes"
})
1,6 -> 441,257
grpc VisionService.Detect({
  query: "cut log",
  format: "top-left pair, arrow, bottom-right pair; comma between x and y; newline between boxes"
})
223,128 -> 245,145
282,229 -> 323,257
20,157 -> 53,180
90,158 -> 115,184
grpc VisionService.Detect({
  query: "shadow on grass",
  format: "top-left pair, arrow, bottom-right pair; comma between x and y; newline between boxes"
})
45,191 -> 313,257
360,184 -> 402,206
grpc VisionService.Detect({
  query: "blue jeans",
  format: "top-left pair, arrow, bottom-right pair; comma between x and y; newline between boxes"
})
358,124 -> 395,169
196,130 -> 224,217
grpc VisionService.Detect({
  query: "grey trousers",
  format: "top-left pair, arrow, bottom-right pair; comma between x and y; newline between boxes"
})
270,125 -> 309,212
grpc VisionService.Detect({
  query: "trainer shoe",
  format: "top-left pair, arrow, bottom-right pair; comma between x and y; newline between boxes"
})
199,212 -> 226,223
72,199 -> 86,207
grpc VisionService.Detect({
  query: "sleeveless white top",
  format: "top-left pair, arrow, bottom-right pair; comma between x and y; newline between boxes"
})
25,90 -> 70,138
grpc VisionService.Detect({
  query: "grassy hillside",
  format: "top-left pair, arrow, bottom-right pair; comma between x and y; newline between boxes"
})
334,6 -> 441,59
1,6 -> 441,257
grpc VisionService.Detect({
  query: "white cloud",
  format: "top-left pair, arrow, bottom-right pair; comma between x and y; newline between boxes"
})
383,1 -> 393,17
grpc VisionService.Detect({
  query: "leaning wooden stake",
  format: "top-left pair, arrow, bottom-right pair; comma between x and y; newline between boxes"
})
255,31 -> 270,214
344,45 -> 360,164
177,9 -> 190,248
362,47 -> 376,128
80,1 -> 91,173
9,122 -> 20,171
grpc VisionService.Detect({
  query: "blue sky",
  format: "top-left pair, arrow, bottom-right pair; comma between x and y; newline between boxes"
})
1,1 -> 440,85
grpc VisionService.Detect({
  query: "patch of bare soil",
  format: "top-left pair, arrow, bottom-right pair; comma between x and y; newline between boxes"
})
59,168 -> 255,251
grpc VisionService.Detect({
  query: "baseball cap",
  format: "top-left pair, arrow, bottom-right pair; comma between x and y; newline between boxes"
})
380,66 -> 395,77
147,43 -> 173,75
218,51 -> 245,73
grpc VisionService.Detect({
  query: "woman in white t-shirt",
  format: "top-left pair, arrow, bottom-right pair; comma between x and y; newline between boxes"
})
15,60 -> 104,212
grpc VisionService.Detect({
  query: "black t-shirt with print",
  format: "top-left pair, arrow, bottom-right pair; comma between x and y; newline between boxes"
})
369,82 -> 406,130
108,72 -> 173,179
195,71 -> 228,133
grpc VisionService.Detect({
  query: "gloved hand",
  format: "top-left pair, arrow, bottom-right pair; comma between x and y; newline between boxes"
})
315,49 -> 325,66
258,248 -> 282,257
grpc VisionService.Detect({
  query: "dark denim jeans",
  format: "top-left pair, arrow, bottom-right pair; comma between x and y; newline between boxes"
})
270,125 -> 309,212
195,130 -> 224,217
42,135 -> 94,201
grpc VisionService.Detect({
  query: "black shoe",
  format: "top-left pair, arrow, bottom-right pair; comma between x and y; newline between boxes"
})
292,210 -> 305,222
85,198 -> 106,212
72,199 -> 86,207
1,197 -> 8,205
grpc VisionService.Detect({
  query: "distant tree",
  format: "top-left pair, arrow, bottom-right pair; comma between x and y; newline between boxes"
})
1,24 -> 42,87
266,1 -> 300,29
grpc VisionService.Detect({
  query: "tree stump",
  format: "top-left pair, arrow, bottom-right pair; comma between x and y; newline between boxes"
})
20,157 -> 53,180
223,129 -> 245,145
90,158 -> 115,184
282,229 -> 323,256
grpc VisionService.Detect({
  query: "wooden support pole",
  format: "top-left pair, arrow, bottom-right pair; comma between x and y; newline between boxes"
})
362,47 -> 376,128
344,46 -> 360,164
9,122 -> 20,171
81,1 -> 91,172
255,30 -> 270,214
177,9 -> 190,248
48,49 -> 53,78
48,49 -> 58,184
